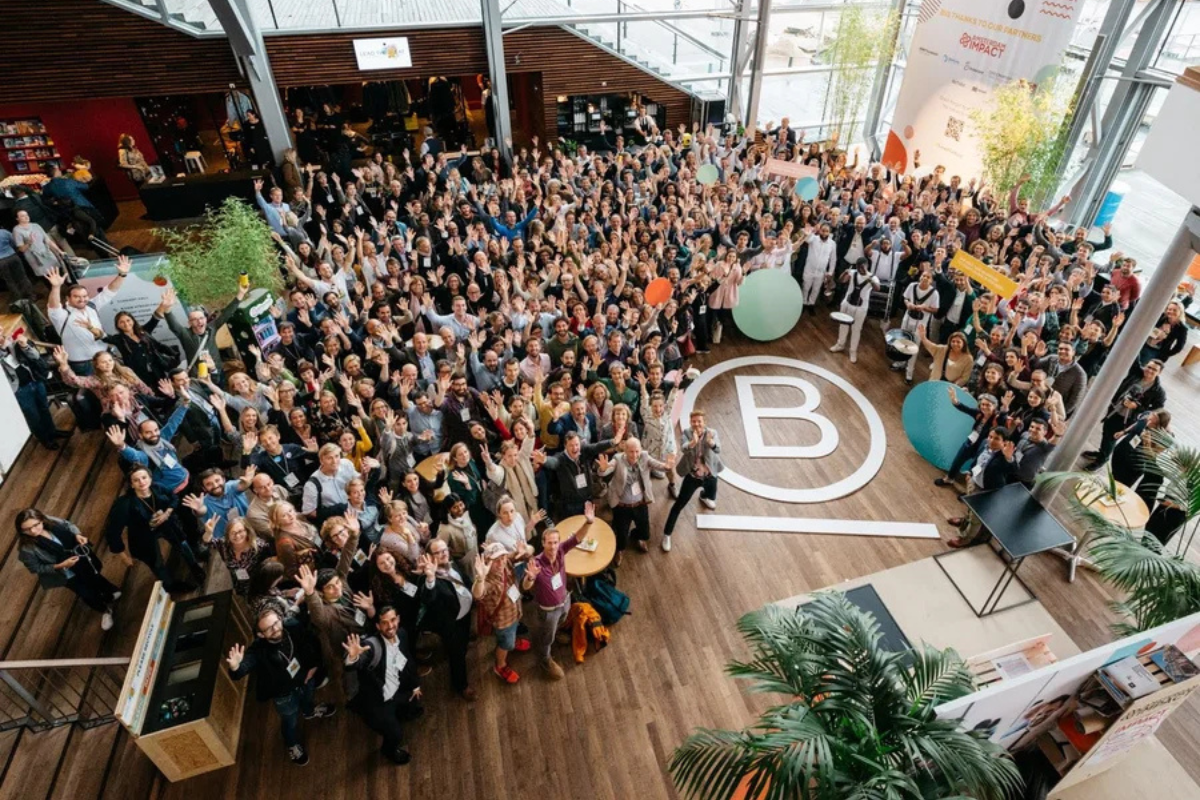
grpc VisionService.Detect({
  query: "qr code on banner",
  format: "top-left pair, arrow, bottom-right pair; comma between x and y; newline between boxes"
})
945,116 -> 964,141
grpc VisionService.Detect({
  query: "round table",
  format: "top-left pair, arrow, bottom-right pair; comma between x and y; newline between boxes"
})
1075,480 -> 1151,529
559,516 -> 617,578
415,453 -> 450,502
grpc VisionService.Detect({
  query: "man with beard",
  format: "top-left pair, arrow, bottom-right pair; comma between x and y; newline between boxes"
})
226,608 -> 335,766
108,397 -> 191,495
342,607 -> 423,765
800,223 -> 837,307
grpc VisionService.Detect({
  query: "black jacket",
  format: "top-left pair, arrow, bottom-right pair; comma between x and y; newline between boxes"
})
346,630 -> 420,707
229,619 -> 323,702
418,570 -> 472,633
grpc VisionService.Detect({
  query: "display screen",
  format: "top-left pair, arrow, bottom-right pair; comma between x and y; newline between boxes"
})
252,319 -> 280,352
182,601 -> 215,624
167,661 -> 202,686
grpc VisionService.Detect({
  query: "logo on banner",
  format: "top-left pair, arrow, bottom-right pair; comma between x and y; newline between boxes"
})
680,357 -> 886,504
959,33 -> 1007,57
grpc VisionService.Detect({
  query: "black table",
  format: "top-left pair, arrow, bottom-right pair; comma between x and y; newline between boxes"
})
934,483 -> 1075,617
138,169 -> 268,222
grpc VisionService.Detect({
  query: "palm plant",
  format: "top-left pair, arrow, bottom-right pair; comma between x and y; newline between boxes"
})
669,592 -> 1022,800
1039,431 -> 1200,636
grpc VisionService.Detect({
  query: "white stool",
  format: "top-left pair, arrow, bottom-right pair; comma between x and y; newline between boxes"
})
184,151 -> 207,174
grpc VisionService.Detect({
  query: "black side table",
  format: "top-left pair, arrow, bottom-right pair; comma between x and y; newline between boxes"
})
934,483 -> 1075,617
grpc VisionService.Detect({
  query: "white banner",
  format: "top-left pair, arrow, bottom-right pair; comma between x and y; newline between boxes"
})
353,37 -> 413,71
882,0 -> 1085,178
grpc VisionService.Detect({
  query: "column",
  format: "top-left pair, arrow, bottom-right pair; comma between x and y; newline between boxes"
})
1038,206 -> 1200,480
742,0 -> 773,134
207,0 -> 292,163
481,0 -> 514,165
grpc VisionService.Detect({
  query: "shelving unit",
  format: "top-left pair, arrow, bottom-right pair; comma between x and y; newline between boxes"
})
0,117 -> 63,175
554,93 -> 665,143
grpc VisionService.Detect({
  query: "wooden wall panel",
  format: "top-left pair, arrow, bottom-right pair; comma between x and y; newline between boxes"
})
266,26 -> 689,140
264,29 -> 490,87
0,0 -> 243,104
504,27 -> 692,135
0,2 -> 688,136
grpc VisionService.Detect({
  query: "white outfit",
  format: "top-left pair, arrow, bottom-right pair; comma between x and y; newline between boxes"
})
835,271 -> 879,358
898,283 -> 940,380
49,289 -> 116,363
801,235 -> 837,305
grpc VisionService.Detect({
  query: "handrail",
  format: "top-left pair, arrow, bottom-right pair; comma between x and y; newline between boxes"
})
0,657 -> 130,670
0,658 -> 129,732
622,0 -> 729,65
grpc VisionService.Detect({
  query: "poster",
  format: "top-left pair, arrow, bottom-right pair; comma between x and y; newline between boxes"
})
935,611 -> 1200,748
78,254 -> 188,362
353,37 -> 413,71
882,0 -> 1086,177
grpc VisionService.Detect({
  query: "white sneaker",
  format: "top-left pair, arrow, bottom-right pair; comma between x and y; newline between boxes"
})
701,498 -> 717,510
661,535 -> 672,552
849,353 -> 858,364
830,344 -> 845,353
101,611 -> 114,631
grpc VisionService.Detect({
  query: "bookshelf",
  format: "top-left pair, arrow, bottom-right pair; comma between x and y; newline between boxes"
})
554,93 -> 665,143
1,117 -> 64,175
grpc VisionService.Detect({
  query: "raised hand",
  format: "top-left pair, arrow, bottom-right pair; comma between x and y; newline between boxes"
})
342,633 -> 368,662
105,425 -> 127,449
584,500 -> 595,523
202,515 -> 218,543
297,564 -> 318,595
182,493 -> 207,514
226,643 -> 245,672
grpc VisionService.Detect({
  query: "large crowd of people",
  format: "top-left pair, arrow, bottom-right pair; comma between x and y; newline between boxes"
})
6,114 -> 1195,767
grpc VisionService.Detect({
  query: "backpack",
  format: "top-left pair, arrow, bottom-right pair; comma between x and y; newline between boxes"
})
306,475 -> 348,525
584,577 -> 630,626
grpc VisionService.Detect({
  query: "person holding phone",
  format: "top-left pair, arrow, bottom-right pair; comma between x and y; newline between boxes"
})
17,509 -> 121,631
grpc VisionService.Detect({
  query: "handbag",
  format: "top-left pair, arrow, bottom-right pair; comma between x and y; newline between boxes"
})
678,333 -> 697,358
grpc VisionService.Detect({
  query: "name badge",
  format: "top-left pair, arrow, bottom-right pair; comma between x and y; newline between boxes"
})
354,609 -> 367,627
574,473 -> 588,489
506,584 -> 521,604
550,573 -> 563,591
354,550 -> 367,566
629,481 -> 642,499
284,473 -> 300,488
401,580 -> 418,597
234,568 -> 250,582
698,304 -> 707,315
286,657 -> 301,678
460,408 -> 471,422
967,430 -> 980,444
163,454 -> 178,468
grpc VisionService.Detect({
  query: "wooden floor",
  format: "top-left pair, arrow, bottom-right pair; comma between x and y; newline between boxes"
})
0,308 -> 1198,800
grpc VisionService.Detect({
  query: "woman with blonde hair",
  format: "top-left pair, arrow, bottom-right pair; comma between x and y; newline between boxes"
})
269,501 -> 321,578
51,346 -> 156,418
202,516 -> 269,596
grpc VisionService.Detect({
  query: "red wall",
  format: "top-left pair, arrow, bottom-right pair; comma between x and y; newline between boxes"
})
0,98 -> 155,201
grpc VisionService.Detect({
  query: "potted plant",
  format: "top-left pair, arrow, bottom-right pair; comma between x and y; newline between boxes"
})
969,76 -> 1075,207
157,196 -> 284,308
1039,432 -> 1200,635
825,7 -> 901,147
669,592 -> 1021,800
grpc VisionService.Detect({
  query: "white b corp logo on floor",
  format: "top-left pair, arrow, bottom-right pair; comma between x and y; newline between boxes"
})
681,357 -> 887,504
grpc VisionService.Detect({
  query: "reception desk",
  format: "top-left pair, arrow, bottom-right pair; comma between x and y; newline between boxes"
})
138,170 -> 268,222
